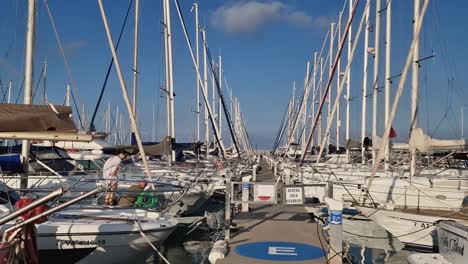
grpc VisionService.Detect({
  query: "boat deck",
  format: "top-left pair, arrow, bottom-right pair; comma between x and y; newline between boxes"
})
217,161 -> 328,264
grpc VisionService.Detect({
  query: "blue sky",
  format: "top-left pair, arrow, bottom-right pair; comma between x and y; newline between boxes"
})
1,0 -> 468,149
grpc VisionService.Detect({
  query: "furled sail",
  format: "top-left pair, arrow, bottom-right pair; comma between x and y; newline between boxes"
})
409,127 -> 468,153
372,135 -> 408,150
115,136 -> 173,156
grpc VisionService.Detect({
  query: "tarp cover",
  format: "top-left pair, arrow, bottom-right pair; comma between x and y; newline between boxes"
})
0,104 -> 77,133
346,139 -> 361,149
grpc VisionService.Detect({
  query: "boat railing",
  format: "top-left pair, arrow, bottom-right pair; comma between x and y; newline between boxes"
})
2,185 -> 105,242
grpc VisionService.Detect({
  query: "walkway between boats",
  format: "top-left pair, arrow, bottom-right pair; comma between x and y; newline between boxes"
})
217,160 -> 328,264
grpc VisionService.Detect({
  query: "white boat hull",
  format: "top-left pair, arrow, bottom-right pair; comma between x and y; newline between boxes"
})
355,206 -> 465,250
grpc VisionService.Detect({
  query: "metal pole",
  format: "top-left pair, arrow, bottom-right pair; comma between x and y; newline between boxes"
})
346,0 -> 353,163
0,187 -> 67,226
224,169 -> 232,240
384,0 -> 392,171
3,186 -> 104,242
21,0 -> 36,189
372,0 -> 381,165
410,0 -> 420,177
361,0 -> 370,164
326,196 -> 343,264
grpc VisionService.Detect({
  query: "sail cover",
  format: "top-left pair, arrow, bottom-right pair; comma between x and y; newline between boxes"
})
111,136 -> 173,156
409,127 -> 468,153
0,104 -> 77,133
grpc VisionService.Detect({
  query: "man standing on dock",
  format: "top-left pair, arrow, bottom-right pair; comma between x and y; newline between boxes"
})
103,150 -> 128,205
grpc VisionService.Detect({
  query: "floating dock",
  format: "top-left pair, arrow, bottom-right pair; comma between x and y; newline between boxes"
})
217,161 -> 329,264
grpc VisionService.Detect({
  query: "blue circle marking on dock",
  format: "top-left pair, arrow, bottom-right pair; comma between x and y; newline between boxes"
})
235,241 -> 324,261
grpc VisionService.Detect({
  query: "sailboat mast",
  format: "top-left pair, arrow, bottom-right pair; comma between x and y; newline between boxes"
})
366,0 -> 429,190
328,22 -> 335,152
410,0 -> 421,177
21,0 -> 36,189
99,0 -> 157,187
115,106 -> 119,145
384,0 -> 392,170
361,0 -> 370,164
163,0 -> 175,162
202,29 -> 209,157
194,1 -> 200,144
336,13 -> 342,150
42,59 -> 47,104
287,93 -> 292,142
163,2 -> 170,138
132,0 -> 140,118
292,81 -> 296,142
7,80 -> 12,104
152,103 -> 156,142
372,0 -> 381,165
315,0 -> 371,165
318,57 -> 323,145
312,52 -> 317,148
218,56 -> 222,143
302,61 -> 310,152
212,59 -> 216,145
65,84 -> 71,106
345,0 -> 353,163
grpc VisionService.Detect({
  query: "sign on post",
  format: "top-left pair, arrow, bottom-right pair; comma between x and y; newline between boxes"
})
284,186 -> 303,205
254,184 -> 276,203
330,210 -> 342,225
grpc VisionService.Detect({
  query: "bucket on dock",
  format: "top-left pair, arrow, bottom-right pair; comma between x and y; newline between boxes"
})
208,240 -> 227,264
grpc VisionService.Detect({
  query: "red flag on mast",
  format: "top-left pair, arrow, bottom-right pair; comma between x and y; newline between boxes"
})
389,127 -> 397,138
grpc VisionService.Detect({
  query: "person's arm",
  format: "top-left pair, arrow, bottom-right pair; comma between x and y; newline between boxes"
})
111,163 -> 120,177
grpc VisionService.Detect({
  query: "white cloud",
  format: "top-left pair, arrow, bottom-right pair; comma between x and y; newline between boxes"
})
211,1 -> 325,34
312,15 -> 333,30
287,11 -> 313,27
